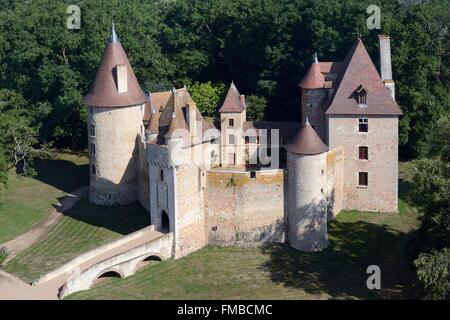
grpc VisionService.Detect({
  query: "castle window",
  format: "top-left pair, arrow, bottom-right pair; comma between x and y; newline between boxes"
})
359,146 -> 368,160
250,171 -> 256,179
229,119 -> 234,127
90,124 -> 95,137
160,169 -> 164,181
90,143 -> 96,155
245,136 -> 250,144
92,164 -> 96,176
229,134 -> 235,144
358,172 -> 368,187
356,85 -> 367,107
359,118 -> 368,133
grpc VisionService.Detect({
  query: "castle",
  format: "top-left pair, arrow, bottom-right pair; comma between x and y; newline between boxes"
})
83,24 -> 402,258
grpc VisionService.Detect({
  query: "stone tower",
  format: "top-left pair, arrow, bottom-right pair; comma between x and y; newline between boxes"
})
83,22 -> 148,206
218,82 -> 247,167
287,120 -> 329,252
299,53 -> 328,143
326,37 -> 402,212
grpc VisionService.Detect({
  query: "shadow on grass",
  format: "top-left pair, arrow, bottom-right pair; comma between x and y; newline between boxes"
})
57,199 -> 150,235
33,158 -> 89,193
260,220 -> 420,299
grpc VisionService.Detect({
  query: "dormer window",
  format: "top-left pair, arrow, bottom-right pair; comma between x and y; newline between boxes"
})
356,85 -> 367,107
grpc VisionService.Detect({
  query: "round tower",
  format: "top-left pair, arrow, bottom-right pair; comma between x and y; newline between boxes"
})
286,119 -> 329,252
298,53 -> 328,142
83,22 -> 148,206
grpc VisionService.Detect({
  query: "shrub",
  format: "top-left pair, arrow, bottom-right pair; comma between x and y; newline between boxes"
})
414,248 -> 450,300
0,246 -> 10,265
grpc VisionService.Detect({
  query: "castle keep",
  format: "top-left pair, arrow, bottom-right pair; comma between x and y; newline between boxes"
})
84,24 -> 401,258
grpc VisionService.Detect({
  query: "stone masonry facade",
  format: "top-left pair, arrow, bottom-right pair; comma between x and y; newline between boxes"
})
84,25 -> 401,259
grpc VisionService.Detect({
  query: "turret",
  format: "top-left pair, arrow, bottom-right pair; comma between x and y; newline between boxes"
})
299,53 -> 328,142
218,81 -> 247,167
83,21 -> 148,206
286,119 -> 329,252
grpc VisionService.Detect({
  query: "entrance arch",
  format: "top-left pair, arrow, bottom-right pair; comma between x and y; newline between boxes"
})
161,210 -> 170,233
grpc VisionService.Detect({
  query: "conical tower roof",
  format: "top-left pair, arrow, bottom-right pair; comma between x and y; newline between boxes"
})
287,119 -> 328,155
299,53 -> 325,89
218,81 -> 246,113
83,22 -> 148,108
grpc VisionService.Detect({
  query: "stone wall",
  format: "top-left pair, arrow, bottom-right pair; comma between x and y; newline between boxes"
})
137,136 -> 150,212
88,104 -> 144,206
325,146 -> 344,220
328,115 -> 398,212
174,165 -> 207,258
301,88 -> 328,143
287,151 -> 328,252
204,169 -> 286,246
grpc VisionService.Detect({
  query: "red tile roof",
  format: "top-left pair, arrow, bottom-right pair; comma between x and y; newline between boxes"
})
218,82 -> 246,113
299,57 -> 325,89
287,121 -> 328,155
83,28 -> 148,108
325,39 -> 402,116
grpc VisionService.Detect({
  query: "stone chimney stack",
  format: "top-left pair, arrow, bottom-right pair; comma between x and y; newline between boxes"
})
187,103 -> 197,138
116,64 -> 128,93
379,35 -> 395,100
239,94 -> 246,106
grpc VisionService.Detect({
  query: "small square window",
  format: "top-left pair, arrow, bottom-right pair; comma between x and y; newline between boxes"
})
359,118 -> 368,133
359,146 -> 368,160
229,119 -> 234,127
358,172 -> 368,187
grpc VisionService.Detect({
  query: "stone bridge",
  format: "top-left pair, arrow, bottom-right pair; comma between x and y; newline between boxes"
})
31,226 -> 173,299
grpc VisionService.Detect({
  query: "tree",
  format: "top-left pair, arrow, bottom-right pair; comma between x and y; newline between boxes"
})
245,95 -> 267,121
414,248 -> 450,300
189,81 -> 225,117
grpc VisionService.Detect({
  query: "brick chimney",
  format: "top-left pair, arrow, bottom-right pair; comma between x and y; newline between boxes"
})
379,35 -> 395,100
116,64 -> 127,93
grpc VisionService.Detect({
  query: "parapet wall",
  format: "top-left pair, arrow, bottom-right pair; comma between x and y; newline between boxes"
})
204,169 -> 286,246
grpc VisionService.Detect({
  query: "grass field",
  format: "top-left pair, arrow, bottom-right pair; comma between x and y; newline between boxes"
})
4,199 -> 150,282
0,152 -> 89,244
66,199 -> 421,300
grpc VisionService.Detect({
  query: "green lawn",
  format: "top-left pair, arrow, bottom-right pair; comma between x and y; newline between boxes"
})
66,200 -> 421,300
4,199 -> 150,282
0,152 -> 89,244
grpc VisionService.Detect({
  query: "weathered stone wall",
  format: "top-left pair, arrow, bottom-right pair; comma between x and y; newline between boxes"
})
301,88 -> 328,143
204,169 -> 286,246
325,146 -> 345,220
174,165 -> 206,258
137,136 -> 150,212
220,111 -> 246,166
328,115 -> 398,212
88,104 -> 144,206
287,151 -> 328,252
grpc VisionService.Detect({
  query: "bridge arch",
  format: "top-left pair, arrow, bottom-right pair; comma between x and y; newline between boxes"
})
90,268 -> 124,289
132,252 -> 163,274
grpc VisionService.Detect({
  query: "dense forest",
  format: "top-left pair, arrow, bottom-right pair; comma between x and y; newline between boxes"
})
0,0 -> 448,298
